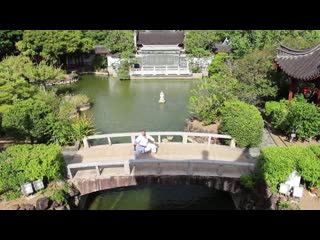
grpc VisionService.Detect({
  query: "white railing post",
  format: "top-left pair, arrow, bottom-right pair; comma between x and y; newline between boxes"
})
153,66 -> 156,75
158,135 -> 161,143
131,135 -> 136,144
141,66 -> 144,76
208,136 -> 211,145
107,137 -> 112,146
230,139 -> 236,148
83,137 -> 89,148
182,133 -> 187,144
67,166 -> 73,179
165,65 -> 168,75
124,160 -> 131,175
95,165 -> 100,176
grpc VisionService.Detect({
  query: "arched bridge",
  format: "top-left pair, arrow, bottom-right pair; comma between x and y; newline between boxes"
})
65,132 -> 259,195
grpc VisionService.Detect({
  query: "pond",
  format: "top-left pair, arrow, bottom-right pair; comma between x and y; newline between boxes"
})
73,74 -> 196,133
72,74 -> 235,210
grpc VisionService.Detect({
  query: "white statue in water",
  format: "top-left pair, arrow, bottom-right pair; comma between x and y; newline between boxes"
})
159,91 -> 166,103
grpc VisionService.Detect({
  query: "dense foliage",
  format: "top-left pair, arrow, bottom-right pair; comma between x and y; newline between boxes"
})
260,146 -> 320,191
189,53 -> 237,124
0,144 -> 64,199
219,101 -> 264,147
0,30 -> 23,60
117,60 -> 130,80
17,30 -> 93,64
265,96 -> 320,140
83,30 -> 135,58
233,48 -> 278,105
2,99 -> 56,143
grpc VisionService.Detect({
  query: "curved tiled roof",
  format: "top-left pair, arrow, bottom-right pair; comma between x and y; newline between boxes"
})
275,43 -> 320,81
137,31 -> 184,45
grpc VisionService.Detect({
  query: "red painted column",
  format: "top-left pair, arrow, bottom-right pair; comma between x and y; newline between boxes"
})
288,78 -> 295,102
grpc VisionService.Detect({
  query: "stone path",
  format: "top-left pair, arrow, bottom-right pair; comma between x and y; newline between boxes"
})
260,127 -> 277,149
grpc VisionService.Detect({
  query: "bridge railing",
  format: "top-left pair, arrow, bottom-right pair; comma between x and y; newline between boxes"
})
67,159 -> 255,179
83,131 -> 235,149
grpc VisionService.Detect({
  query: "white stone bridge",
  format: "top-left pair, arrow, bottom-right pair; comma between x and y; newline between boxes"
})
65,132 -> 258,195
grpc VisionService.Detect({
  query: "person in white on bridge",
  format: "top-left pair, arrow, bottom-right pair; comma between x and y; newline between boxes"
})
133,130 -> 158,159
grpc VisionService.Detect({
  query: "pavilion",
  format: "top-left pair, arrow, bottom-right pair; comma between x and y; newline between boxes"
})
131,30 -> 191,77
275,43 -> 320,104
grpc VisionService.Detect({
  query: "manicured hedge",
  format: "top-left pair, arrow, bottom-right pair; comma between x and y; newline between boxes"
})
265,96 -> 320,140
219,101 -> 264,147
259,146 -> 320,192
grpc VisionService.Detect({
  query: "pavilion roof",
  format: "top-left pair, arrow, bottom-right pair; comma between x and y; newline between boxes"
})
137,31 -> 185,45
275,43 -> 320,81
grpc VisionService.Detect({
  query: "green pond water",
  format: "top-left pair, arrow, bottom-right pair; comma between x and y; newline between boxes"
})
73,74 -> 235,210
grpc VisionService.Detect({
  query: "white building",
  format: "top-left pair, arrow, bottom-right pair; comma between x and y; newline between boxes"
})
130,30 -> 191,77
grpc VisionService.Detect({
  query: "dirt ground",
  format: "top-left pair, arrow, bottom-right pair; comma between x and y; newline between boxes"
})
0,193 -> 44,210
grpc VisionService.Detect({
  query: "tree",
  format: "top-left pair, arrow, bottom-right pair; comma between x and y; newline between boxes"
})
190,53 -> 238,125
0,56 -> 37,113
2,99 -> 56,143
23,60 -> 64,90
17,30 -> 94,65
83,30 -> 135,58
233,47 -> 278,105
0,30 -> 23,60
184,31 -> 219,57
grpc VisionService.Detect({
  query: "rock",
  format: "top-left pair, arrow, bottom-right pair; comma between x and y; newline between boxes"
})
20,203 -> 35,210
54,205 -> 67,210
68,188 -> 80,198
51,201 -> 62,209
10,204 -> 20,210
36,197 -> 50,210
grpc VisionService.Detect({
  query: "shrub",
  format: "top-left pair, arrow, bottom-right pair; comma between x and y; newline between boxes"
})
265,100 -> 289,132
287,96 -> 320,140
259,146 -> 319,192
117,60 -> 130,80
2,99 -> 56,143
71,114 -> 96,144
297,146 -> 320,187
91,55 -> 107,69
265,96 -> 320,140
240,174 -> 256,189
0,144 -> 64,199
52,119 -> 75,146
219,101 -> 264,147
59,100 -> 77,119
70,94 -> 89,108
309,145 -> 320,159
46,181 -> 70,204
259,147 -> 298,192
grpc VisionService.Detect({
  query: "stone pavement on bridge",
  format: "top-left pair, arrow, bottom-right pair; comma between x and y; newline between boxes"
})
66,143 -> 257,165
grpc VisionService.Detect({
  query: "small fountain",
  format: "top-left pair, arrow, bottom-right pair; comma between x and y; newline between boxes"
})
159,91 -> 166,103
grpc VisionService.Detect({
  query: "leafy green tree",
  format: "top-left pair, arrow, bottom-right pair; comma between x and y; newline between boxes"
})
185,30 -> 219,57
117,60 -> 130,80
23,60 -> 64,90
0,57 -> 37,113
17,30 -> 94,65
2,99 -> 56,143
190,53 -> 237,124
0,30 -> 23,60
83,30 -> 135,58
219,101 -> 264,147
233,47 -> 278,105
